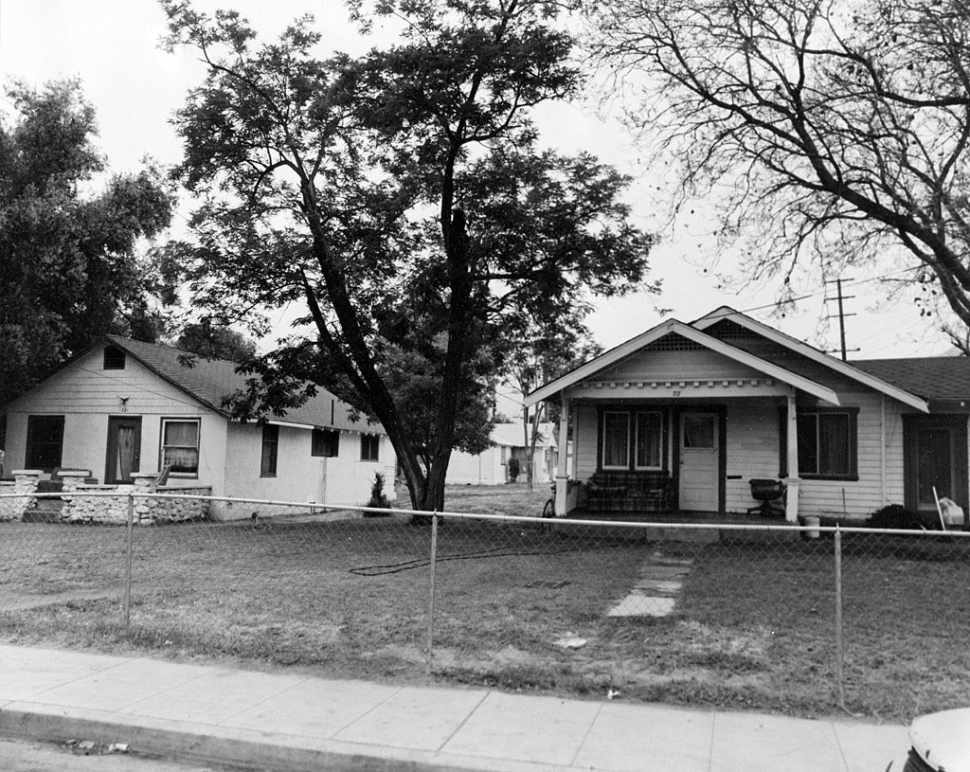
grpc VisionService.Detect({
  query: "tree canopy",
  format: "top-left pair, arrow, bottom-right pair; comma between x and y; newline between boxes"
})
0,80 -> 174,406
590,0 -> 970,345
162,0 -> 655,512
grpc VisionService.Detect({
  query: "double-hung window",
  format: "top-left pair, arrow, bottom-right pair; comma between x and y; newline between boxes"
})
361,433 -> 380,462
160,419 -> 200,476
603,410 -> 665,470
635,412 -> 662,469
794,409 -> 857,480
602,412 -> 631,469
312,428 -> 340,457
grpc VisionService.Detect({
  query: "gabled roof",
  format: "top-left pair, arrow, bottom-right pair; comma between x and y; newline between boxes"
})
854,357 -> 970,405
12,335 -> 378,434
525,317 -> 842,407
692,307 -> 930,412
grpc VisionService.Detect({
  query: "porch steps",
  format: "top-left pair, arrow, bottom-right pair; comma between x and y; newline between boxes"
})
23,498 -> 65,522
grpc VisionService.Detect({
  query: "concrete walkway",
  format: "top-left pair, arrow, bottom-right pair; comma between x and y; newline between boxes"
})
0,644 -> 910,772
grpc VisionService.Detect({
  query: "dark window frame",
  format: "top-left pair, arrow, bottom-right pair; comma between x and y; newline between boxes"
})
311,428 -> 340,458
597,407 -> 668,473
26,415 -> 65,472
780,406 -> 859,481
360,433 -> 380,462
260,424 -> 279,477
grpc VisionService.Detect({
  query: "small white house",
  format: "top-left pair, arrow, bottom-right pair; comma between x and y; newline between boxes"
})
446,421 -> 558,485
1,336 -> 396,518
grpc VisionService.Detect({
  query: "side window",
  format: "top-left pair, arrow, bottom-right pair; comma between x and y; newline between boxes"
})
160,419 -> 200,476
312,428 -> 340,457
26,415 -> 65,471
260,424 -> 279,477
361,433 -> 380,462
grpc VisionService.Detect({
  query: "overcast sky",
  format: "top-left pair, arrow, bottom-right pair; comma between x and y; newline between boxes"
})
0,0 -> 957,360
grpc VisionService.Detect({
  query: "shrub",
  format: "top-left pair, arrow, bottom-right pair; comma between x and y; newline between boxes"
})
866,504 -> 937,531
507,458 -> 520,482
363,471 -> 391,517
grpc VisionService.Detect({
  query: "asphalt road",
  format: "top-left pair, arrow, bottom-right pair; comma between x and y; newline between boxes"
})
0,737 -> 276,772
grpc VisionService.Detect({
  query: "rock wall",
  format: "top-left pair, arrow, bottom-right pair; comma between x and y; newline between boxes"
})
0,470 -> 40,521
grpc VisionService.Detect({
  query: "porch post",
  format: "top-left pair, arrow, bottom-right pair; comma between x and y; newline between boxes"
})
785,389 -> 800,522
555,394 -> 570,517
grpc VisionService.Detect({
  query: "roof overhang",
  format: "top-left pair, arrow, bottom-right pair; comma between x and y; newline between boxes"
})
692,307 -> 930,413
525,319 -> 841,407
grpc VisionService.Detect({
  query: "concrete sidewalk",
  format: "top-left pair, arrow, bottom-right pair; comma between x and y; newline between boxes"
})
0,644 -> 909,772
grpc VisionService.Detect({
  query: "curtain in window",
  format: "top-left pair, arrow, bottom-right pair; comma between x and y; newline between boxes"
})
117,426 -> 136,481
603,413 -> 629,467
636,412 -> 661,468
163,421 -> 199,473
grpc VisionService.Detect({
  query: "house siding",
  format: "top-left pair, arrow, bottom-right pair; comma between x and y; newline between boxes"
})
597,348 -> 768,384
5,349 -> 225,485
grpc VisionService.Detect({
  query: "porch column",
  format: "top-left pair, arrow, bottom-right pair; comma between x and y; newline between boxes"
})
555,394 -> 570,517
785,390 -> 800,522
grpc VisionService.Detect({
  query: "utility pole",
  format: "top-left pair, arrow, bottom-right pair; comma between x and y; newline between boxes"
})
824,278 -> 860,361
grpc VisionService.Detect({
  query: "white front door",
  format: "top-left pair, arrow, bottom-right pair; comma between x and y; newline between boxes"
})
679,413 -> 719,512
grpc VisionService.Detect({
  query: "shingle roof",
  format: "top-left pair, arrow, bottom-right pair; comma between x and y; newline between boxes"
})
106,336 -> 379,434
853,357 -> 970,404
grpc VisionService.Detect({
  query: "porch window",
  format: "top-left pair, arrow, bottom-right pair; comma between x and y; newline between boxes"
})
602,411 -> 630,469
260,424 -> 279,477
635,412 -> 662,469
794,409 -> 857,480
160,419 -> 200,476
26,415 -> 64,471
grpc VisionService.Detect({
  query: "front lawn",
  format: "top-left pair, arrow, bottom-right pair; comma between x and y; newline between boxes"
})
1,483 -> 967,722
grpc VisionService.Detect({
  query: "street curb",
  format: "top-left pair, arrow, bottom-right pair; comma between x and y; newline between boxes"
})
0,705 -> 571,772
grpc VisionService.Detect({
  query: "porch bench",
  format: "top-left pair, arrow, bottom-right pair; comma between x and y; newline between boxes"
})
585,470 -> 675,513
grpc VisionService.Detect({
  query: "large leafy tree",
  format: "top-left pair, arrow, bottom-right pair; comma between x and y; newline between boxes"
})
590,0 -> 970,345
0,80 -> 174,406
162,0 -> 654,513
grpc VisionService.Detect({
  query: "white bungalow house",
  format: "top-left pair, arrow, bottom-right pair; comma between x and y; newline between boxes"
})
446,421 -> 558,485
1,336 -> 396,518
526,307 -> 969,524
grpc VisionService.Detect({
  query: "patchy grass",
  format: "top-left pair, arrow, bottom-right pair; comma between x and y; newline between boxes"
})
1,485 -> 969,722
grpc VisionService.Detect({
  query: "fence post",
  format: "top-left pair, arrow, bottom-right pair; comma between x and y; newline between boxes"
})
834,526 -> 846,710
123,489 -> 135,632
427,512 -> 439,676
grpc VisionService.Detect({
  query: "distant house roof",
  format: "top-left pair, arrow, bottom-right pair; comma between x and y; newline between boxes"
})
853,357 -> 970,406
91,336 -> 376,433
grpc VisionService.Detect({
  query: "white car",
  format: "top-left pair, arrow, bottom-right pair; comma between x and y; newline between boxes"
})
892,708 -> 970,771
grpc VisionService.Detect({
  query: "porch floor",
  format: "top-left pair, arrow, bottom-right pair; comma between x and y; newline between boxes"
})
556,509 -> 795,542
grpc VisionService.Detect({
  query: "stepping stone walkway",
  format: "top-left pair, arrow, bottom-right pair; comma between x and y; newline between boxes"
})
607,551 -> 693,618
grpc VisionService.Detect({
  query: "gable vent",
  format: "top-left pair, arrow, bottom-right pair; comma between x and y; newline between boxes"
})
103,346 -> 126,370
644,334 -> 703,352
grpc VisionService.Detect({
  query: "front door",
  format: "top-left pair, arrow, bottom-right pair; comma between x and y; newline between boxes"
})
679,412 -> 719,511
105,416 -> 142,484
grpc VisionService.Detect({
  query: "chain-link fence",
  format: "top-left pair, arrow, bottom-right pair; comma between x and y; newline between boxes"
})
1,489 -> 968,722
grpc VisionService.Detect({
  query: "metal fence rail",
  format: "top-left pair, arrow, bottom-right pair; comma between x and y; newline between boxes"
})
1,489 -> 968,722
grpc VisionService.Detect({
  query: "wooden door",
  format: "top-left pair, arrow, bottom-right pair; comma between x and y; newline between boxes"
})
105,416 -> 142,484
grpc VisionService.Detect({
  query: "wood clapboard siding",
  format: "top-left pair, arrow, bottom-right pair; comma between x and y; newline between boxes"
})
723,401 -> 782,513
10,350 -> 210,417
575,405 -> 599,479
594,349 -> 764,384
796,393 -> 907,519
